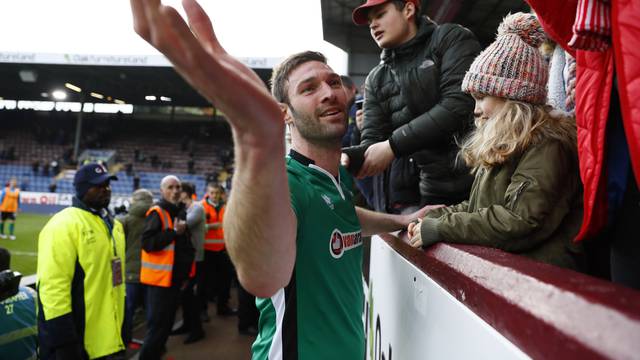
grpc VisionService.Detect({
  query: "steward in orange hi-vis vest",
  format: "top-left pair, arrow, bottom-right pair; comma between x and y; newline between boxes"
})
141,205 -> 196,287
202,200 -> 225,251
140,206 -> 175,287
139,176 -> 195,359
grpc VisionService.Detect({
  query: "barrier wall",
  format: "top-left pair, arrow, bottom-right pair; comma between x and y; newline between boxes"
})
19,191 -> 130,214
366,234 -> 640,359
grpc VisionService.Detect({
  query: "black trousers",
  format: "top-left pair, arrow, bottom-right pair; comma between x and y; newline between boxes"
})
203,250 -> 233,310
139,284 -> 180,360
237,284 -> 259,330
181,267 -> 204,335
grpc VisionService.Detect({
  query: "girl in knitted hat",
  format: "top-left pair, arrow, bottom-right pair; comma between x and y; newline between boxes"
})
407,12 -> 585,270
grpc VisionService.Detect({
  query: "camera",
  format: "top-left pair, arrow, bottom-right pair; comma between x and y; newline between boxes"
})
0,269 -> 22,302
113,204 -> 128,216
355,98 -> 364,111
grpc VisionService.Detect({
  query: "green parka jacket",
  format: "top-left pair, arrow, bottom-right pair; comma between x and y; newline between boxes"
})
121,196 -> 153,283
419,139 -> 584,270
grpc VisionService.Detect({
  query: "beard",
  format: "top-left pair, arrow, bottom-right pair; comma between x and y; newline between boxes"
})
290,105 -> 347,147
85,195 -> 111,210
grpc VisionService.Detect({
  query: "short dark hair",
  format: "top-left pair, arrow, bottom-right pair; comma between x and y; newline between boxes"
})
206,182 -> 225,193
0,248 -> 10,272
181,181 -> 195,197
390,0 -> 421,26
270,51 -> 327,105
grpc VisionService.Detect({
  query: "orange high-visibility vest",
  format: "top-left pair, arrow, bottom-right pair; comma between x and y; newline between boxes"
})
140,206 -> 175,287
202,200 -> 225,252
0,187 -> 20,213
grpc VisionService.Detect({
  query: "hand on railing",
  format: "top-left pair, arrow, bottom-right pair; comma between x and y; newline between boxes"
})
407,218 -> 423,248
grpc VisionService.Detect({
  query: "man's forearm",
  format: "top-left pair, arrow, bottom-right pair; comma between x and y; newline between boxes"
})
356,206 -> 412,237
224,140 -> 297,298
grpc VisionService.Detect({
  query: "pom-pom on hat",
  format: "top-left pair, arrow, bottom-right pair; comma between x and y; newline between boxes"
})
462,12 -> 548,104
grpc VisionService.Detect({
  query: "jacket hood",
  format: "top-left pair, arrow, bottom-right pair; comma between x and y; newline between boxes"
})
129,198 -> 152,217
381,16 -> 436,62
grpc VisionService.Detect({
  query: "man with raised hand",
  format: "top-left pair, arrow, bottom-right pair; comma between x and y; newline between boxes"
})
130,1 -> 431,358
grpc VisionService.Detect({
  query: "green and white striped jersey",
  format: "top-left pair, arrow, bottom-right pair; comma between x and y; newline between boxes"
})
252,152 -> 364,360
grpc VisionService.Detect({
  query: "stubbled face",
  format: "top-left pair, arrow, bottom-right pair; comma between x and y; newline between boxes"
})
207,186 -> 223,203
83,181 -> 111,210
161,178 -> 181,204
286,61 -> 348,146
471,93 -> 507,125
368,2 -> 415,49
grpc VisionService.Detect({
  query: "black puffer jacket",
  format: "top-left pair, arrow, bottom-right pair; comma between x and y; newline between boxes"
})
344,17 -> 481,205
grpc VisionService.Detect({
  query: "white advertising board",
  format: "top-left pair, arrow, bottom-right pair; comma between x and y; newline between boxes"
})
21,191 -> 130,209
364,235 -> 530,360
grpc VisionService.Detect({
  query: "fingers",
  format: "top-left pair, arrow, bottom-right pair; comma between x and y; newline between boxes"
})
154,6 -> 194,67
356,162 -> 370,179
182,0 -> 224,54
340,153 -> 350,167
181,0 -> 266,91
132,0 -> 194,70
409,234 -> 422,248
407,222 -> 415,236
130,0 -> 151,40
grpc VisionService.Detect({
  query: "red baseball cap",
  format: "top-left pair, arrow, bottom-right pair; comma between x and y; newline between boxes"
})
352,0 -> 421,26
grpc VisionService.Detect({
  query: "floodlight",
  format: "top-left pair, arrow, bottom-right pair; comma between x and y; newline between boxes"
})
52,90 -> 67,100
65,83 -> 82,92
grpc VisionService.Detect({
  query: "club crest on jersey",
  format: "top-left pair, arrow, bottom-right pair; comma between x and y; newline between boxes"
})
329,229 -> 362,259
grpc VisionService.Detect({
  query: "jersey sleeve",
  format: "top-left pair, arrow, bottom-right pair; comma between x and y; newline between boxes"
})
287,172 -> 308,221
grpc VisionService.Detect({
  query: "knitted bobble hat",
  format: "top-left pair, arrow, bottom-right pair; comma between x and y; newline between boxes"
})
462,12 -> 548,104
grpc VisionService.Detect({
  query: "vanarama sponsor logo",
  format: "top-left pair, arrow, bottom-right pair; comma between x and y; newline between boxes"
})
329,229 -> 362,259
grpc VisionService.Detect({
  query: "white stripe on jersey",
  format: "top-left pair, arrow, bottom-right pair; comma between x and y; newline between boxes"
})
268,288 -> 286,360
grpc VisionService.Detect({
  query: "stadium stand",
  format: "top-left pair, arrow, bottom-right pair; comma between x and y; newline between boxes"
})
0,110 -> 233,198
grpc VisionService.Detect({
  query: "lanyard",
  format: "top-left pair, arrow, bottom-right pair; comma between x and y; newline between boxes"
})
99,213 -> 117,257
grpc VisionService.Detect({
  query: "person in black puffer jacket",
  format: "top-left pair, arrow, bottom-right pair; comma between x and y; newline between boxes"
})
344,0 -> 481,213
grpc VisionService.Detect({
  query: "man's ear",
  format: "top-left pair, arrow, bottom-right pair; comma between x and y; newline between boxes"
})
279,103 -> 294,126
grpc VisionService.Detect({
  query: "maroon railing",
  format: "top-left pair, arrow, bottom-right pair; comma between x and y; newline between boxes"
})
379,234 -> 640,360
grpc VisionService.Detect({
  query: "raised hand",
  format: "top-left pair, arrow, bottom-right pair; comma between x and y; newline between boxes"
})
130,0 -> 283,143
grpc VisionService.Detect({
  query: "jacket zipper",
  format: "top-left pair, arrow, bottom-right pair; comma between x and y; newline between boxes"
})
510,181 -> 530,211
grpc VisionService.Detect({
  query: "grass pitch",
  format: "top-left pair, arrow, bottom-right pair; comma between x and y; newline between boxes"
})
0,212 -> 52,276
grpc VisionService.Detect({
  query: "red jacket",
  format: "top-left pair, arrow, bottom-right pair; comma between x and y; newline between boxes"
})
527,0 -> 640,240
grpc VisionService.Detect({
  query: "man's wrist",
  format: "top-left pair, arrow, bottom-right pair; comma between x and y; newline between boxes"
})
387,137 -> 400,157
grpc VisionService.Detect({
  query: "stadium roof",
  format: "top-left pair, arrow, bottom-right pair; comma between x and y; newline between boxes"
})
0,60 -> 274,107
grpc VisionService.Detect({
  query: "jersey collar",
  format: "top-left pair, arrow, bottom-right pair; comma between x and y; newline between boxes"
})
289,149 -> 315,166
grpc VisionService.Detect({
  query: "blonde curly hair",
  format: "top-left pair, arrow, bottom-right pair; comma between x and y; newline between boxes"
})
459,100 -> 576,172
